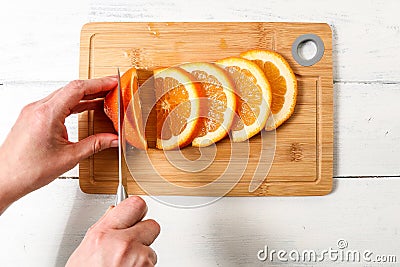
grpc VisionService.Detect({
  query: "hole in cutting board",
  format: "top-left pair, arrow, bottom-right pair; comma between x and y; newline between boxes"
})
291,34 -> 325,67
297,40 -> 317,61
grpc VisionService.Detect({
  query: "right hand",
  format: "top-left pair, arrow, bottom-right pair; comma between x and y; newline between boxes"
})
66,196 -> 160,267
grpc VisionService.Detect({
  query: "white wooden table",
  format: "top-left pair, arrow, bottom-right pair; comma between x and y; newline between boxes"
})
1,0 -> 400,266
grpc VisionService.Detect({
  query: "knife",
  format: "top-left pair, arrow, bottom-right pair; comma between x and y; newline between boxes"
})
115,68 -> 128,205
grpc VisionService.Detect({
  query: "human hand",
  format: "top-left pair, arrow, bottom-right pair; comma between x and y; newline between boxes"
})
66,196 -> 160,267
0,77 -> 118,213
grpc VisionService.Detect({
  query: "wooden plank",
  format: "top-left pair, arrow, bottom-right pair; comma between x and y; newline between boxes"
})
86,0 -> 400,83
334,82 -> 400,176
78,22 -> 333,196
1,1 -> 400,266
0,0 -> 88,82
1,81 -> 399,179
2,0 -> 400,82
1,178 -> 400,266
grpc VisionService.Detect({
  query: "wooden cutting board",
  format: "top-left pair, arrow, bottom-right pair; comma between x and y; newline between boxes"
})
79,22 -> 333,196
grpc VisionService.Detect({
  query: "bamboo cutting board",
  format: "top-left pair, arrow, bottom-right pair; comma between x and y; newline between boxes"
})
79,22 -> 333,196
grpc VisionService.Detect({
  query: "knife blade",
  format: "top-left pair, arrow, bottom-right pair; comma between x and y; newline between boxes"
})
115,68 -> 128,205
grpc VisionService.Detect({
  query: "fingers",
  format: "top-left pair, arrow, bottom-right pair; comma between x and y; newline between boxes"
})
73,133 -> 118,160
49,76 -> 117,117
126,245 -> 158,266
70,99 -> 104,114
127,219 -> 161,246
143,246 -> 158,265
149,247 -> 158,265
82,91 -> 110,101
101,196 -> 148,229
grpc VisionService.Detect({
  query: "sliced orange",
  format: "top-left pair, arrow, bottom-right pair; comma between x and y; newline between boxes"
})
215,57 -> 272,142
241,49 -> 297,130
179,62 -> 236,147
154,67 -> 203,150
104,67 -> 147,150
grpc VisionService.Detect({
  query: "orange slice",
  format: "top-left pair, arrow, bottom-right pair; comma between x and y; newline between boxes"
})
104,68 -> 147,150
241,49 -> 297,130
179,62 -> 236,147
154,67 -> 203,150
215,57 -> 272,142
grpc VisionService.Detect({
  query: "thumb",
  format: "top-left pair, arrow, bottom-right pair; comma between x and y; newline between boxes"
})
75,133 -> 118,160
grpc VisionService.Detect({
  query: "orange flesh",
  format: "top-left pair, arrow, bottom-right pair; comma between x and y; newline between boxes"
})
254,60 -> 286,114
155,77 -> 191,140
190,70 -> 226,137
103,68 -> 147,150
225,66 -> 261,131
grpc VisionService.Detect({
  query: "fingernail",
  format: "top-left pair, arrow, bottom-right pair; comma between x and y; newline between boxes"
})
111,139 -> 119,147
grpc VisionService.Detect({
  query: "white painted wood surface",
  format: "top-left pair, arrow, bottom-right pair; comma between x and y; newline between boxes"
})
1,179 -> 400,267
1,0 -> 400,266
0,178 -> 400,266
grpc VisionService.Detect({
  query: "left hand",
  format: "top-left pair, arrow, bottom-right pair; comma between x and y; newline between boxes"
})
0,77 -> 118,213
